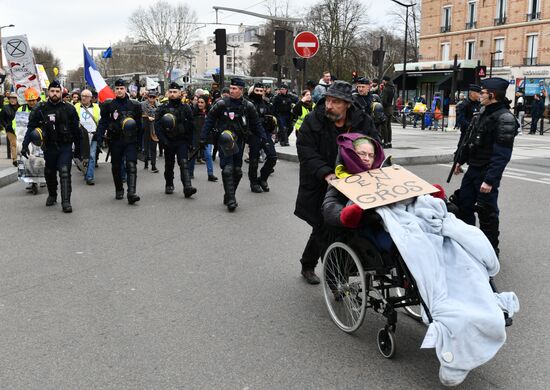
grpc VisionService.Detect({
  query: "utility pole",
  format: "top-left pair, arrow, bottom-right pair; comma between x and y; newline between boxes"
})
378,36 -> 384,81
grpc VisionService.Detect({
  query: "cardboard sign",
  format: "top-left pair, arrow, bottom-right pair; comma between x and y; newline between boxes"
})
330,166 -> 440,210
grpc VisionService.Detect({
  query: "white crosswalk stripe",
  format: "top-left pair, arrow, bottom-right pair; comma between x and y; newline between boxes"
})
438,164 -> 550,185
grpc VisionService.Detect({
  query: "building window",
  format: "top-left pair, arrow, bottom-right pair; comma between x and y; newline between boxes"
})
495,0 -> 507,25
493,38 -> 504,67
525,35 -> 538,65
465,41 -> 476,60
527,0 -> 541,21
441,7 -> 452,32
466,1 -> 477,29
441,43 -> 450,61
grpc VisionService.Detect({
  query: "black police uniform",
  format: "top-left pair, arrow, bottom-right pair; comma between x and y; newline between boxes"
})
272,88 -> 297,146
200,79 -> 267,211
155,90 -> 196,197
22,85 -> 80,213
97,80 -> 142,204
456,78 -> 518,255
247,90 -> 277,193
456,86 -> 481,147
352,92 -> 373,117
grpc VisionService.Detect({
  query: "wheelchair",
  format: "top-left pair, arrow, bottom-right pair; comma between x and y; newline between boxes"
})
320,230 -> 432,359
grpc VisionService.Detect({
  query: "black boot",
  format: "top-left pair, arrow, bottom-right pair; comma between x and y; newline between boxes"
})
164,160 -> 174,194
126,161 -> 140,204
44,167 -> 58,206
151,162 -> 159,173
112,165 -> 124,199
248,158 -> 263,193
60,166 -> 72,213
179,159 -> 197,198
222,166 -> 238,211
259,155 -> 277,192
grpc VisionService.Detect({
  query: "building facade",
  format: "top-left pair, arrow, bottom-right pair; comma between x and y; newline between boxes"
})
419,0 -> 550,98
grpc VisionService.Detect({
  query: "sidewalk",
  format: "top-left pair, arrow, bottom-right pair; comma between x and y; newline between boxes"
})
276,124 -> 458,166
0,133 -> 18,188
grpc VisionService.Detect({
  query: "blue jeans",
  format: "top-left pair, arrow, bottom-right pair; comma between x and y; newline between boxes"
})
188,144 -> 214,176
85,140 -> 97,181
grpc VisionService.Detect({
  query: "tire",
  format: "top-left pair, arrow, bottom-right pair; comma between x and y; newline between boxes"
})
377,327 -> 396,359
393,287 -> 422,322
321,242 -> 367,333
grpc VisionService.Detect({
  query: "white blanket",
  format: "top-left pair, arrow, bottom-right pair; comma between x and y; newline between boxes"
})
376,195 -> 520,386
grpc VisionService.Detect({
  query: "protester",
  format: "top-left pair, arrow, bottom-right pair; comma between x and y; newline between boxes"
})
74,89 -> 101,184
190,95 -> 217,182
292,89 -> 315,133
380,75 -> 395,148
312,71 -> 332,103
0,92 -> 20,166
141,90 -> 159,173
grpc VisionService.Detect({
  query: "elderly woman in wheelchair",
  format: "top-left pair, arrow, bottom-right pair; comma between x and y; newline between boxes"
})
320,133 -> 519,387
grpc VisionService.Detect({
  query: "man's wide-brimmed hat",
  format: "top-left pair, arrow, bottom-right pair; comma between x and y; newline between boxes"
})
324,80 -> 353,103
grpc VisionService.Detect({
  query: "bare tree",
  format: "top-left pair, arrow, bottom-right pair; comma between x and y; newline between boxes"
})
94,38 -> 164,77
304,0 -> 367,82
389,1 -> 421,62
129,0 -> 198,86
33,46 -> 62,81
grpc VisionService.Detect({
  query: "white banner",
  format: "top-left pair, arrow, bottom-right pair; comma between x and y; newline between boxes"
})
36,64 -> 50,89
1,34 -> 41,104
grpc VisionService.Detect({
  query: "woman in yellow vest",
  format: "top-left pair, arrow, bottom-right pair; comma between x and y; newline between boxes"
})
292,89 -> 315,134
73,89 -> 100,184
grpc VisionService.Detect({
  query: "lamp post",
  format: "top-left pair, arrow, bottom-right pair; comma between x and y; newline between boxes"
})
489,50 -> 502,78
227,44 -> 239,75
390,0 -> 416,128
0,24 -> 16,69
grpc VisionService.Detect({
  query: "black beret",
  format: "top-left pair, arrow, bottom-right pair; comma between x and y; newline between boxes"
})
114,79 -> 126,87
356,77 -> 371,85
254,82 -> 264,88
168,82 -> 181,90
230,78 -> 245,88
481,77 -> 510,92
279,83 -> 289,89
468,84 -> 482,92
49,80 -> 62,89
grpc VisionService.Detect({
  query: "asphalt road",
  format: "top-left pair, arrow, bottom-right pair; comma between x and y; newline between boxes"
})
0,157 -> 548,389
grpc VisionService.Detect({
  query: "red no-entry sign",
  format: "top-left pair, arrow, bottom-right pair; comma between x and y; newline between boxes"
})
294,31 -> 320,59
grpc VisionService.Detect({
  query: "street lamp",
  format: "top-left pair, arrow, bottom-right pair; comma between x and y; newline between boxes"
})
227,44 -> 239,75
489,50 -> 502,77
0,24 -> 16,69
390,0 -> 416,128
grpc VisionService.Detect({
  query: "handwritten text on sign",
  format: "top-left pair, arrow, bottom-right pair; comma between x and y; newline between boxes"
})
330,166 -> 440,210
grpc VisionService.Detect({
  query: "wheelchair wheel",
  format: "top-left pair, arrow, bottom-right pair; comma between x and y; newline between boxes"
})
377,327 -> 396,359
393,287 -> 422,322
321,242 -> 367,334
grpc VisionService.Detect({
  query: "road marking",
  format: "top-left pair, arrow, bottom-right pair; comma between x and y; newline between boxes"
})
501,173 -> 550,184
438,164 -> 550,185
505,167 -> 550,177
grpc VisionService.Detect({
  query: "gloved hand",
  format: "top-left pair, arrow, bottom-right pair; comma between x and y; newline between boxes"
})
73,148 -> 82,160
21,145 -> 30,159
340,203 -> 364,228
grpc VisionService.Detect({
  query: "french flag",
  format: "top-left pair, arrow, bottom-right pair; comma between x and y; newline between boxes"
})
83,45 -> 115,102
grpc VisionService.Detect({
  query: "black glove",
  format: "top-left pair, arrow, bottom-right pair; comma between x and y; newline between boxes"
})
21,145 -> 30,159
73,149 -> 82,160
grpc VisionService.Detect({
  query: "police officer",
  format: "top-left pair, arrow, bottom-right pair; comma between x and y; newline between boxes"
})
97,79 -> 142,204
272,84 -> 297,146
352,77 -> 373,117
200,78 -> 267,211
247,83 -> 278,193
155,82 -> 196,198
453,78 -> 518,256
22,80 -> 81,213
455,84 -> 481,147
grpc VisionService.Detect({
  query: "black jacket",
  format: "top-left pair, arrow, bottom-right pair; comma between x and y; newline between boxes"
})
97,96 -> 142,143
294,102 -> 378,227
380,82 -> 395,114
155,99 -> 194,144
0,103 -> 19,133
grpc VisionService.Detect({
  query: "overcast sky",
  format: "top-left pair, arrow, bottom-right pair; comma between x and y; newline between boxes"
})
1,0 -> 398,72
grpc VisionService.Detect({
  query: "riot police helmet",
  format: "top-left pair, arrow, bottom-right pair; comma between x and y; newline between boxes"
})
218,130 -> 239,156
30,127 -> 45,147
160,113 -> 176,130
121,117 -> 137,133
371,94 -> 381,103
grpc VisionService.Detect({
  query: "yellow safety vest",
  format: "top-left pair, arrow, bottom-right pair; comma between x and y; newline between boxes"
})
74,102 -> 100,124
294,103 -> 315,131
12,105 -> 32,131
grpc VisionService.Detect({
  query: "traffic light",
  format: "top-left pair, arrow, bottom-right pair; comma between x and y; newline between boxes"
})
372,49 -> 385,66
293,57 -> 306,70
212,73 -> 220,83
272,63 -> 280,72
214,29 -> 227,55
274,29 -> 286,56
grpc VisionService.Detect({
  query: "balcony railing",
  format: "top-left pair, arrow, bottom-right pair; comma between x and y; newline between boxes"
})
440,25 -> 451,33
465,21 -> 477,29
492,59 -> 504,67
524,57 -> 537,66
494,16 -> 507,26
527,12 -> 541,21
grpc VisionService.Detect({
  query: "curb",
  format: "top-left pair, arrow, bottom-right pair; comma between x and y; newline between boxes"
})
0,167 -> 18,188
277,151 -> 454,166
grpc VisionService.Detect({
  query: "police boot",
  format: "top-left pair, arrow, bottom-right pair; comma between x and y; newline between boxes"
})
222,166 -> 238,211
259,155 -> 277,192
248,158 -> 263,193
476,201 -> 500,257
112,165 -> 124,200
59,166 -> 72,213
126,161 -> 141,204
164,162 -> 174,194
44,167 -> 58,206
178,159 -> 197,198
